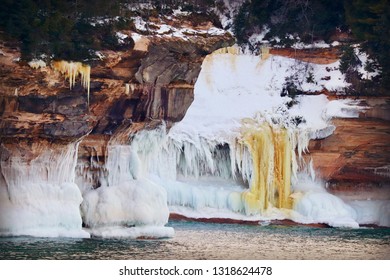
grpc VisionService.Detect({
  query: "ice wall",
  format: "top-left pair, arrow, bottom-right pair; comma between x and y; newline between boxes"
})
347,200 -> 390,227
81,178 -> 173,238
0,143 -> 89,238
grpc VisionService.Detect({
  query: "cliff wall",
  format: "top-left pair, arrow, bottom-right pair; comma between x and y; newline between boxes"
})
1,26 -> 389,205
308,97 -> 390,200
0,22 -> 233,183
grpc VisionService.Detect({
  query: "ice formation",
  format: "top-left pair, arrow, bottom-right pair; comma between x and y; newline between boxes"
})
290,175 -> 359,228
52,61 -> 91,104
0,143 -> 89,238
81,179 -> 169,227
2,45 -> 387,239
80,139 -> 173,238
125,47 -> 384,228
347,200 -> 390,227
239,121 -> 292,214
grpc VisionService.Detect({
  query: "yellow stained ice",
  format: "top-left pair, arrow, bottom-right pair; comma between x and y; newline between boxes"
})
125,83 -> 130,95
52,61 -> 91,105
261,45 -> 270,60
240,120 -> 292,214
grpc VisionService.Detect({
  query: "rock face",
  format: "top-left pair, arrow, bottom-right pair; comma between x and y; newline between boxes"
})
270,47 -> 340,64
1,34 -> 233,133
0,18 -> 234,190
0,35 -> 233,142
306,97 -> 390,200
1,18 -> 389,220
268,47 -> 390,201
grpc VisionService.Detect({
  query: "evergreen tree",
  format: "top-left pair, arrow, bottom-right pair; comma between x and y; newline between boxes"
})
0,0 -> 132,61
344,0 -> 390,90
339,45 -> 361,74
234,0 -> 345,45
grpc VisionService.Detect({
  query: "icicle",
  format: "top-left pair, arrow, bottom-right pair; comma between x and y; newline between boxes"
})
308,158 -> 316,181
52,61 -> 91,106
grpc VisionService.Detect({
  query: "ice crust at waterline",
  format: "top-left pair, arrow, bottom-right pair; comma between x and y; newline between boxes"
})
137,48 -> 381,227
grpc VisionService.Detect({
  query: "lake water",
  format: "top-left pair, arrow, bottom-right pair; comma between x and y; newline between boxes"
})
0,221 -> 389,260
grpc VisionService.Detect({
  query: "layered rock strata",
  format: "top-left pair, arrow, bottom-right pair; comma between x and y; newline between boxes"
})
307,97 -> 390,200
0,25 -> 234,188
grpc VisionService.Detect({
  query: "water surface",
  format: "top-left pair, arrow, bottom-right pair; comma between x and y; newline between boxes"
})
1,221 -> 389,260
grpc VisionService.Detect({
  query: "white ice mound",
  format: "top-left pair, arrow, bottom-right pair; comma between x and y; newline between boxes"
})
347,200 -> 390,227
81,179 -> 172,238
0,182 -> 89,238
0,144 -> 89,238
291,176 -> 359,228
293,191 -> 359,228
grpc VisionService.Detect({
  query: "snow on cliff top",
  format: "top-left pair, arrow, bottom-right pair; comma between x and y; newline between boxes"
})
132,15 -> 227,40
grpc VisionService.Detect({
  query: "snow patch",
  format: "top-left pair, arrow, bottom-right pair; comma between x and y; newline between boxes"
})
116,31 -> 128,44
355,48 -> 381,80
292,41 -> 330,49
133,17 -> 148,32
248,27 -> 270,46
28,59 -> 46,69
131,13 -> 227,39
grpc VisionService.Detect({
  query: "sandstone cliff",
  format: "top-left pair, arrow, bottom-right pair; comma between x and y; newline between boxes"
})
263,47 -> 390,202
0,16 -> 234,189
308,97 -> 390,201
1,16 -> 389,217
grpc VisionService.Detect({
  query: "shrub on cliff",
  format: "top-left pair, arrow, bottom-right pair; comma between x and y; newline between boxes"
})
344,0 -> 390,90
